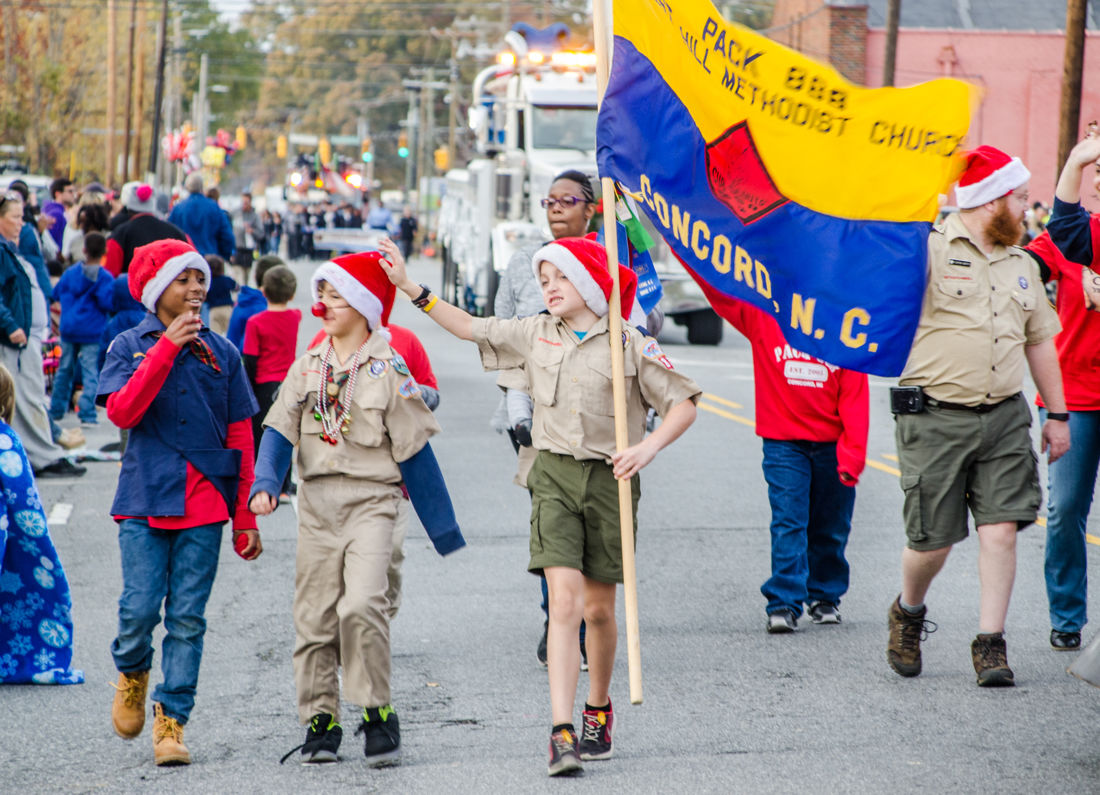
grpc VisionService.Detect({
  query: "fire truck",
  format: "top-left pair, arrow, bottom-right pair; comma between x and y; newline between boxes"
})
436,31 -> 722,343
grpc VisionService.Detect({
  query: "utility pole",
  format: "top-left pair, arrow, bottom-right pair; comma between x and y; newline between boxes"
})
195,53 -> 209,144
133,3 -> 148,182
1057,0 -> 1088,176
149,0 -> 169,182
447,49 -> 458,172
123,0 -> 138,182
106,0 -> 117,184
882,0 -> 901,86
404,90 -> 416,194
416,69 -> 432,221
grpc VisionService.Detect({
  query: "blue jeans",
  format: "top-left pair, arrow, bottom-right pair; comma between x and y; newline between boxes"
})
760,439 -> 856,616
111,519 -> 223,724
49,341 -> 100,423
1040,408 -> 1100,633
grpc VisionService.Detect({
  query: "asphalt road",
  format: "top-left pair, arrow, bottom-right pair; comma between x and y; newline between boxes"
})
3,255 -> 1099,793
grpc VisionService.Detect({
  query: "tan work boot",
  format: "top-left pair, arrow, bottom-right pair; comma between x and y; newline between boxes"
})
152,702 -> 191,766
111,670 -> 150,739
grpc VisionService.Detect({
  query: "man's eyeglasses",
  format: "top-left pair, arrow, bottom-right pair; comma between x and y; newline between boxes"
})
540,195 -> 587,209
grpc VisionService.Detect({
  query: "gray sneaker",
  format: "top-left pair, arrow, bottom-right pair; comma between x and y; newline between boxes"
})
808,601 -> 841,624
766,609 -> 798,634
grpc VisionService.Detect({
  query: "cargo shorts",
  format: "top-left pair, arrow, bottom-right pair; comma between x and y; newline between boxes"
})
894,394 -> 1041,551
526,450 -> 641,584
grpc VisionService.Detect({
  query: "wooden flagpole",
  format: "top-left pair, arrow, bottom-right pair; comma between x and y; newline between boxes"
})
593,0 -> 643,706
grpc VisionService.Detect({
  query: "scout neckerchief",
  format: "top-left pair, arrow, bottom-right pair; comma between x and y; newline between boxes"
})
315,338 -> 368,445
150,330 -> 221,373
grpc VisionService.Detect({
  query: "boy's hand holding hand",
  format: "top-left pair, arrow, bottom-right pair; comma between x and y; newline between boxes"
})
377,238 -> 418,297
233,528 -> 262,560
612,438 -> 659,480
164,311 -> 202,347
249,491 -> 278,516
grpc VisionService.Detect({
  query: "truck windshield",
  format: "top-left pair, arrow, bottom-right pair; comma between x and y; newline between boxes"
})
530,105 -> 598,150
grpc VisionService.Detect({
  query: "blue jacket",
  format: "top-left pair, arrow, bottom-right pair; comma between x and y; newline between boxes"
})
226,285 -> 266,351
96,313 -> 258,518
167,194 -> 235,259
17,223 -> 50,303
98,274 -> 147,371
54,263 -> 114,344
0,237 -> 32,348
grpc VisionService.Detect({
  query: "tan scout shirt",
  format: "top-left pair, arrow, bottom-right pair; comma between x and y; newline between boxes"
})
899,212 -> 1061,405
471,314 -> 701,462
263,332 -> 440,482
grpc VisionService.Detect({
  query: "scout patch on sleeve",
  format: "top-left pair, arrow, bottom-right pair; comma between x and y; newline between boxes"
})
642,338 -> 675,369
621,330 -> 630,349
391,354 -> 410,376
397,376 -> 421,399
368,359 -> 388,378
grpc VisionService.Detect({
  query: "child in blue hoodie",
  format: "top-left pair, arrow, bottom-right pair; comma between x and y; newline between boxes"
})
50,232 -> 114,425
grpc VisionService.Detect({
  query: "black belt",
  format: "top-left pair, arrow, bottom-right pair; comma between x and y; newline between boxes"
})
923,391 -> 1020,413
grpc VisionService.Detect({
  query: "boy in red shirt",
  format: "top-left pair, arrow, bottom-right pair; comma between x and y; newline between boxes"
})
714,292 -> 868,633
243,265 -> 301,495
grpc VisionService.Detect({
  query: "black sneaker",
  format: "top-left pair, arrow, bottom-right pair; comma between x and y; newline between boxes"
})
547,726 -> 583,777
578,701 -> 613,761
278,712 -> 341,764
355,705 -> 400,767
808,601 -> 842,624
35,458 -> 87,478
537,620 -> 548,667
580,636 -> 588,672
1051,629 -> 1082,651
766,608 -> 798,634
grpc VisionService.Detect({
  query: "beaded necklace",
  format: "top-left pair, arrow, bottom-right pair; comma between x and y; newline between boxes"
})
314,339 -> 368,444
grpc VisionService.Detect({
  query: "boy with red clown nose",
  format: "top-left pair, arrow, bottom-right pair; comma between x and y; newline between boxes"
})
249,250 -> 463,767
377,235 -> 700,777
97,239 -> 261,767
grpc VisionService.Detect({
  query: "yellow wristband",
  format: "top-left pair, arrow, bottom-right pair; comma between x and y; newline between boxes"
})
422,295 -> 439,314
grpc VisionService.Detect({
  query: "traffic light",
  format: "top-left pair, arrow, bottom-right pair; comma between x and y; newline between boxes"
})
361,137 -> 373,163
434,147 -> 449,171
397,131 -> 409,159
318,137 -> 332,165
235,125 -> 247,149
276,135 -> 287,159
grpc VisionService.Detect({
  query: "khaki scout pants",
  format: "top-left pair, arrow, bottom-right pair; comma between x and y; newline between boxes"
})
293,477 -> 403,723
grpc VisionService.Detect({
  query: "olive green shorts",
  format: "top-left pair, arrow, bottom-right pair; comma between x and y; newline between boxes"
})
526,450 -> 641,584
894,394 -> 1040,551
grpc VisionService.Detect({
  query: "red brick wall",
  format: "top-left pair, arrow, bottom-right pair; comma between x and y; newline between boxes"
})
768,1 -> 868,85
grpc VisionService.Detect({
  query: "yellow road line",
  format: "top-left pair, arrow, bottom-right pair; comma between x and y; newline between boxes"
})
882,453 -> 899,462
701,392 -> 743,410
865,459 -> 901,477
698,401 -> 755,428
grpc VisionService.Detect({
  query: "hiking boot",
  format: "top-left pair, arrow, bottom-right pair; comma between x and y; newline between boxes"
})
301,712 -> 342,764
971,632 -> 1015,687
152,702 -> 191,766
547,726 -> 583,777
537,620 -> 548,667
808,601 -> 842,624
111,669 -> 149,739
578,701 -> 613,761
355,705 -> 400,767
766,608 -> 798,634
887,596 -> 936,677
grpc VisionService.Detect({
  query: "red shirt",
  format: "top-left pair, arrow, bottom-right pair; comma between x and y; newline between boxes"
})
712,296 -> 869,484
243,308 -> 302,383
1027,217 -> 1100,410
307,324 -> 438,389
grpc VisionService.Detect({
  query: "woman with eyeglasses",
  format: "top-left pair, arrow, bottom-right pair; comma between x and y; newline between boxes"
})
492,169 -> 597,668
0,193 -> 86,478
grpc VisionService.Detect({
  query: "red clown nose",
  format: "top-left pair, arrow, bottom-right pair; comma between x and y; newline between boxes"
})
311,301 -> 327,318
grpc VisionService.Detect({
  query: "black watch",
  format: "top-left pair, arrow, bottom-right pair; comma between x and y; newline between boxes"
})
411,283 -> 431,307
1046,412 -> 1070,422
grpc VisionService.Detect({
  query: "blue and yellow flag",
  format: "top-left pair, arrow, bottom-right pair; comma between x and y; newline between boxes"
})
597,0 -> 979,375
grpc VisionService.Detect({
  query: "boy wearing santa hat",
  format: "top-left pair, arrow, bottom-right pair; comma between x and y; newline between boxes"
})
377,235 -> 700,777
96,239 -> 261,766
249,250 -> 463,767
888,145 -> 1069,688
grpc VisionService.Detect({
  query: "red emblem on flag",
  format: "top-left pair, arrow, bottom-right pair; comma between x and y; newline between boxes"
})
705,122 -> 788,225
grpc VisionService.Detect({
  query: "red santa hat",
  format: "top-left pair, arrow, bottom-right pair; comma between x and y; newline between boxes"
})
128,239 -> 210,313
310,251 -> 396,334
531,237 -> 642,324
954,145 -> 1031,209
